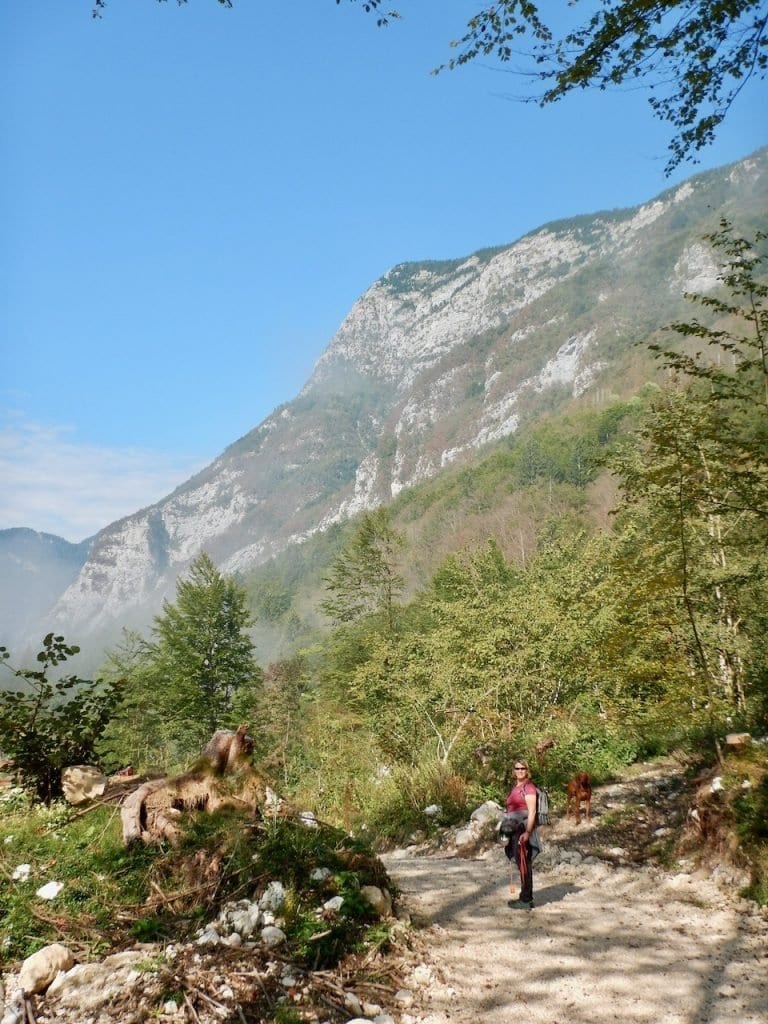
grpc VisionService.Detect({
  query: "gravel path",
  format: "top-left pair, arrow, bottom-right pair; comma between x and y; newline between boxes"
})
382,766 -> 768,1024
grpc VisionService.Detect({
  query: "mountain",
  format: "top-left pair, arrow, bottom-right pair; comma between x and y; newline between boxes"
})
0,529 -> 92,656
8,148 -> 767,661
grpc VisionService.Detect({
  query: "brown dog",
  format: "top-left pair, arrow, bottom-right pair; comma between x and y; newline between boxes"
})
565,772 -> 592,824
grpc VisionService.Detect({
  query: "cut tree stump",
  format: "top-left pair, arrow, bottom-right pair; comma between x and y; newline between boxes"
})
120,725 -> 267,846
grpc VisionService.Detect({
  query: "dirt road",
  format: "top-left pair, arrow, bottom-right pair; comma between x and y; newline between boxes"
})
382,764 -> 768,1024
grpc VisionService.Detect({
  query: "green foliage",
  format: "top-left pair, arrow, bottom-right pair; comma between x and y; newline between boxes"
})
362,761 -> 472,843
612,223 -> 768,724
0,793 -> 154,959
270,1008 -> 304,1024
0,635 -> 122,803
320,508 -> 405,632
152,553 -> 260,737
101,553 -> 262,768
734,775 -> 768,844
247,818 -> 386,968
0,786 -> 392,966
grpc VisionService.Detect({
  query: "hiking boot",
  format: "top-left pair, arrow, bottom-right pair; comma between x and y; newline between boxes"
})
507,899 -> 534,910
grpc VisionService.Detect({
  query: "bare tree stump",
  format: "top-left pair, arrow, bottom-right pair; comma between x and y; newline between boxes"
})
120,725 -> 264,846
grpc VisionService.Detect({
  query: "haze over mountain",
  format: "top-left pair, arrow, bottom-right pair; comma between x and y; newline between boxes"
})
2,148 -> 765,663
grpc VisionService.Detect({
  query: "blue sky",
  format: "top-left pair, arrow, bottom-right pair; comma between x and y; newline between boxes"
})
2,1 -> 765,543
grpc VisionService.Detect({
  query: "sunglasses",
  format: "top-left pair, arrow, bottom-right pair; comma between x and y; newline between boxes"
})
514,766 -> 527,770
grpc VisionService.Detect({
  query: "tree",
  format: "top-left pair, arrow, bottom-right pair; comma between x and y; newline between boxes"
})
148,552 -> 261,753
0,635 -> 122,803
438,0 -> 768,172
320,508 -> 405,633
97,629 -> 171,771
611,222 -> 768,724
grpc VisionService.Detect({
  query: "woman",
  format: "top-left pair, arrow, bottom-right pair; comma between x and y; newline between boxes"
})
503,759 -> 541,910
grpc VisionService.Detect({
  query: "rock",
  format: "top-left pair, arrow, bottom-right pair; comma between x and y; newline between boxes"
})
724,732 -> 751,750
227,903 -> 262,936
409,964 -> 434,988
260,925 -> 286,948
423,804 -> 442,817
62,765 -> 107,804
35,880 -> 64,900
344,992 -> 363,1015
323,896 -> 344,913
469,800 -> 503,826
310,867 -> 332,882
11,864 -> 30,881
361,884 -> 392,917
18,943 -> 75,994
259,880 -> 286,912
46,956 -> 145,1010
454,824 -> 480,849
196,928 -> 221,946
394,989 -> 415,1007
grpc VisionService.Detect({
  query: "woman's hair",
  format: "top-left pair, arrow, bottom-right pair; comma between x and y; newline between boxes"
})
516,759 -> 530,772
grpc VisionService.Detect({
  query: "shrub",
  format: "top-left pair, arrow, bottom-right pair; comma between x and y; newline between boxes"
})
0,635 -> 122,803
362,760 -> 472,843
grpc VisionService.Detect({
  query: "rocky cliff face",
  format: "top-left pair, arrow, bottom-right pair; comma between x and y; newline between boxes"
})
37,150 -> 767,644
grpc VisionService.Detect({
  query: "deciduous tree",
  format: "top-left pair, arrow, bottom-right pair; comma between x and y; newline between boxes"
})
150,552 -> 261,749
320,508 -> 405,633
0,635 -> 121,803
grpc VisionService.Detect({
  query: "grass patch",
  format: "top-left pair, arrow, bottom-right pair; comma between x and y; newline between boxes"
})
0,788 -> 394,969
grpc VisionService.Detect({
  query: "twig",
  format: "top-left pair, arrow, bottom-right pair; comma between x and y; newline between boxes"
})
150,879 -> 168,901
355,980 -> 397,992
190,987 -> 228,1012
28,908 -> 73,939
137,879 -> 217,909
228,970 -> 278,1009
251,971 -> 274,1009
63,797 -> 115,821
24,994 -> 37,1024
312,975 -> 347,998
183,991 -> 201,1023
236,1008 -> 247,1024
